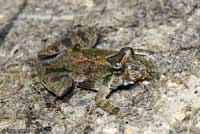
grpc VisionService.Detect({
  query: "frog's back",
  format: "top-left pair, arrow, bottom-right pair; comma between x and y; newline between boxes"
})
64,48 -> 115,82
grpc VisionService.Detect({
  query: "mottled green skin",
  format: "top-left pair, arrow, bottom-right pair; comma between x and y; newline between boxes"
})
38,46 -> 117,94
34,27 -> 158,114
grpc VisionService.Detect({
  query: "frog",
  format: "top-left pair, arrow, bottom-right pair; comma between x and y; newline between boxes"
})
33,26 -> 157,114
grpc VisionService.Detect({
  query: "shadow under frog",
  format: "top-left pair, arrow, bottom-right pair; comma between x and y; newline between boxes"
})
33,27 -> 158,114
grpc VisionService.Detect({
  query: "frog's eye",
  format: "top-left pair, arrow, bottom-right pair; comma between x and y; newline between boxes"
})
119,47 -> 134,55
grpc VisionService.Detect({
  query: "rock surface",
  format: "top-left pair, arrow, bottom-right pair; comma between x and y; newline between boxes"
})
0,0 -> 200,134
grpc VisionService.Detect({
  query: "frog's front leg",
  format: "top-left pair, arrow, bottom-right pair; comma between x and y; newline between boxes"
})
95,85 -> 120,114
95,75 -> 125,114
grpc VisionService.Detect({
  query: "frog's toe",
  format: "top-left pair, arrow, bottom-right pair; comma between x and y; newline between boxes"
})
102,101 -> 120,114
96,99 -> 120,114
110,107 -> 120,114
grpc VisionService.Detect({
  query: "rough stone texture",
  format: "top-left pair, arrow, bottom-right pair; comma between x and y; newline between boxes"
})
0,0 -> 200,134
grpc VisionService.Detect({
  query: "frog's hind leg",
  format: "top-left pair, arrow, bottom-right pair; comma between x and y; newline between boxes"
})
95,85 -> 120,114
76,81 -> 99,92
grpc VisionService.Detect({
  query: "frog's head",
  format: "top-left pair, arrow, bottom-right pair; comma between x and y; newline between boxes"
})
114,47 -> 156,86
106,47 -> 134,70
118,47 -> 139,85
106,47 -> 140,87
